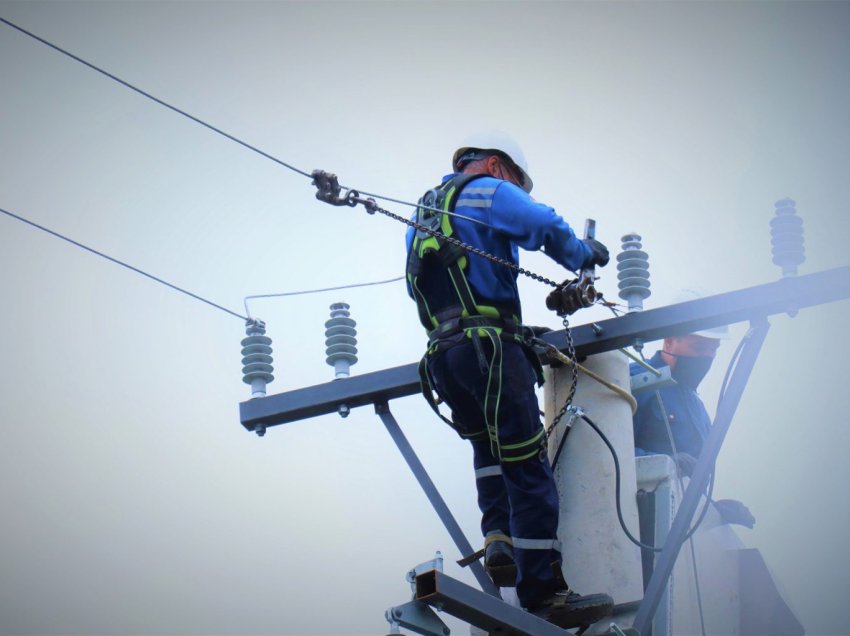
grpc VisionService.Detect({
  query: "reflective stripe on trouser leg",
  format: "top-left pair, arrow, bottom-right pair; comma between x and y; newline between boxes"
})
474,465 -> 502,479
472,438 -> 509,540
502,455 -> 561,608
512,538 -> 561,551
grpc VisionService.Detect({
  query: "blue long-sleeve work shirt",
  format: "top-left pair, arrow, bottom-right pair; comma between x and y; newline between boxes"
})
631,352 -> 712,458
405,174 -> 591,319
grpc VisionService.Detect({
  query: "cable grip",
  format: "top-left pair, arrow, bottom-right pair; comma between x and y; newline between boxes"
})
311,170 -> 377,213
546,219 -> 599,316
545,276 -> 598,316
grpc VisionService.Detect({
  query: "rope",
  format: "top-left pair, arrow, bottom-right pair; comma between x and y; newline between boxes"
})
540,343 -> 638,414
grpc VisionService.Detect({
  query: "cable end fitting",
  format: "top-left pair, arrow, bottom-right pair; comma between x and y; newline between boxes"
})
312,169 -> 347,206
567,404 -> 585,418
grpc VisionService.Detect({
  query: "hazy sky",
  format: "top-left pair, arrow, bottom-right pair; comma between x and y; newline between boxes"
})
1,2 -> 849,635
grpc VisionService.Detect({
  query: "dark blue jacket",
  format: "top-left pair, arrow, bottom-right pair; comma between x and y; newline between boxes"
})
631,352 -> 711,458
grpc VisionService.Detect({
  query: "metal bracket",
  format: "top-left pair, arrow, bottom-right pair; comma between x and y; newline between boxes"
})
384,601 -> 451,636
629,364 -> 675,394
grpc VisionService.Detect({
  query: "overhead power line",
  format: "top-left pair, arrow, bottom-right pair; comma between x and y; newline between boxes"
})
0,16 -> 313,180
0,206 -> 249,321
0,16 -> 563,309
0,16 -> 503,230
0,16 -> 459,220
243,276 -> 405,318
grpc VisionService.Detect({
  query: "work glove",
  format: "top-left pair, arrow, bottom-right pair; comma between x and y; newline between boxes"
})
528,325 -> 552,337
672,452 -> 697,477
582,238 -> 610,268
713,499 -> 756,528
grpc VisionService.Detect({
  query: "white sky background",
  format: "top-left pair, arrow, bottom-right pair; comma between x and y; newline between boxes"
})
1,1 -> 849,635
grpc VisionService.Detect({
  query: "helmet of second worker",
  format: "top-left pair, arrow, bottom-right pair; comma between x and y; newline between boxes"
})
452,131 -> 533,194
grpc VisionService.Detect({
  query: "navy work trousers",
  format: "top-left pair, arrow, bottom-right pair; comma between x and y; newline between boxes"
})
427,337 -> 561,608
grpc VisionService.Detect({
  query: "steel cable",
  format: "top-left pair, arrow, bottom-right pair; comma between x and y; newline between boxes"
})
0,16 -> 313,180
0,206 -> 249,321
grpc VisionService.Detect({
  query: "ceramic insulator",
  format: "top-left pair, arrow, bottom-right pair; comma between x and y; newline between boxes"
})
617,232 -> 651,312
771,198 -> 805,277
242,320 -> 274,398
325,302 -> 358,379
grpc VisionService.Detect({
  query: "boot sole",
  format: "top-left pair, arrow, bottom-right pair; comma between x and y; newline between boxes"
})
485,562 -> 517,588
539,593 -> 614,629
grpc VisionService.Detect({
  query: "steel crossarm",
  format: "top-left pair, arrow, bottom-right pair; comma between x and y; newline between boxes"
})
240,265 -> 850,432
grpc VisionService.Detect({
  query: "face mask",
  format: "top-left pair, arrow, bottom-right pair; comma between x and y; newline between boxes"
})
664,352 -> 713,390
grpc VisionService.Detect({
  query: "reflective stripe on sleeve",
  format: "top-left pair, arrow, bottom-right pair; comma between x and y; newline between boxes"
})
455,198 -> 492,208
462,187 -> 497,195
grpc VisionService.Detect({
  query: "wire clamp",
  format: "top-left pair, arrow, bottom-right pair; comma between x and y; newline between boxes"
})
311,170 -> 351,206
545,274 -> 597,316
312,170 -> 378,214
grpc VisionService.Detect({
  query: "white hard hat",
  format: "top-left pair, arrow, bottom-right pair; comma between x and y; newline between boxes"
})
673,287 -> 731,339
452,131 -> 533,193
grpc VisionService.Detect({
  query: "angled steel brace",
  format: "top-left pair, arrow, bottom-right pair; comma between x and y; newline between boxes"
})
632,318 -> 772,634
376,402 -> 499,598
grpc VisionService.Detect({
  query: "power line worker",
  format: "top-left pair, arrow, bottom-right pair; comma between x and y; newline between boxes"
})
405,132 -> 613,627
632,291 -> 756,529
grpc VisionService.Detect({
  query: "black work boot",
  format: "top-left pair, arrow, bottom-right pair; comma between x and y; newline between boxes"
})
530,589 -> 615,629
484,539 -> 517,587
527,565 -> 614,629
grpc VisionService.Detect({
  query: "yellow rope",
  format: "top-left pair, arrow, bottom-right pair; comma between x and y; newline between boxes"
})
543,346 -> 638,414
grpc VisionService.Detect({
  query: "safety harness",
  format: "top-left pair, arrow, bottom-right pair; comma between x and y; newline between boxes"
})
406,174 -> 545,462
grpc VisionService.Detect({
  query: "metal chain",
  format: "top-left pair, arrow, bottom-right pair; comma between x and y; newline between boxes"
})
545,315 -> 579,438
366,199 -> 560,288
